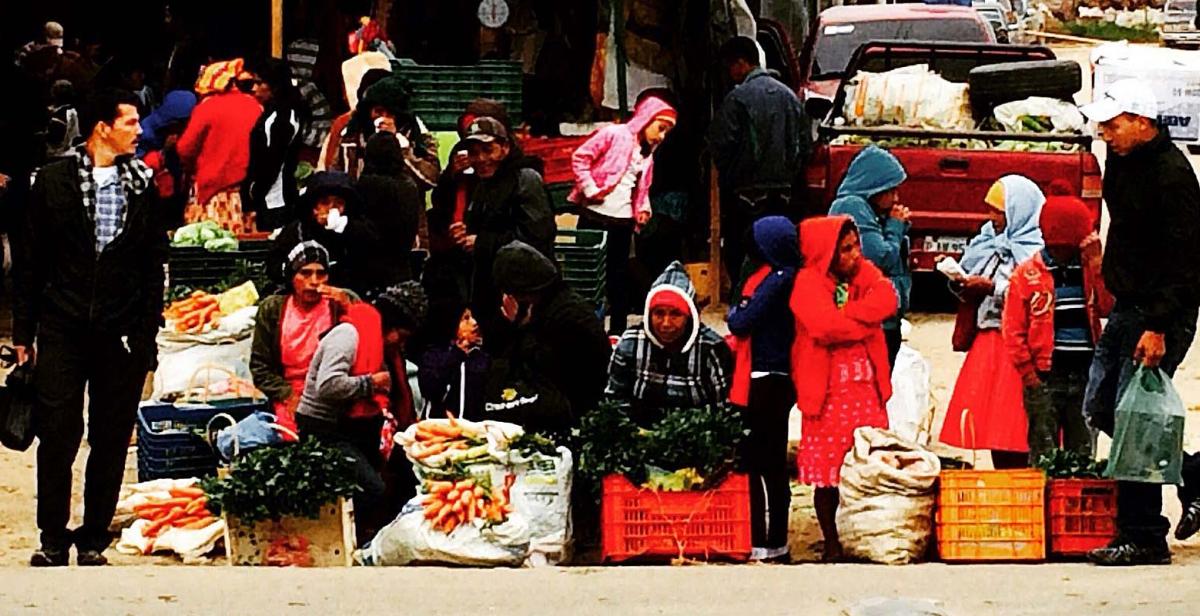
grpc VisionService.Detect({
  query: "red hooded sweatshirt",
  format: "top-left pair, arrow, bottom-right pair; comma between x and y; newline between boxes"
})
789,216 -> 896,416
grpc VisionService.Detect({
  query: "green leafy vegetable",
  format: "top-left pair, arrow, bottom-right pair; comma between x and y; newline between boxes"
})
507,432 -> 559,457
1036,448 -> 1107,479
200,438 -> 360,524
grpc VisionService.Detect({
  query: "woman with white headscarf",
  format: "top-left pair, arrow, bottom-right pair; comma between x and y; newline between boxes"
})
940,175 -> 1046,468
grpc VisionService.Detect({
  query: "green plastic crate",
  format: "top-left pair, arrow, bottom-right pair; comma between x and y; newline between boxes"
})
391,60 -> 523,131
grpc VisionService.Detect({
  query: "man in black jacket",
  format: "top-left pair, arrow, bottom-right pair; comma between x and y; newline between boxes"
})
484,241 -> 610,438
14,89 -> 167,567
454,118 -> 556,344
1080,79 -> 1200,566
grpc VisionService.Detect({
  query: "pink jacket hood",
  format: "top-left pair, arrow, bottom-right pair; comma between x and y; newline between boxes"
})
568,96 -> 677,217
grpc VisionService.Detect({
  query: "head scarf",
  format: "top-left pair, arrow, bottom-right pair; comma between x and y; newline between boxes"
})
195,58 -> 244,95
960,175 -> 1046,274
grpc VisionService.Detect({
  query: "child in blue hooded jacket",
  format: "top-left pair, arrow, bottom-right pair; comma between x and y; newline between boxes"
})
828,145 -> 910,366
727,215 -> 801,562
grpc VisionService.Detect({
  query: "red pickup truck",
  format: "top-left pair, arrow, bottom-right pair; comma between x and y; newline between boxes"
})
802,41 -> 1102,272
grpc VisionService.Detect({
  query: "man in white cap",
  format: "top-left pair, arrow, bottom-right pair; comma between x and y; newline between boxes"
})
1080,79 -> 1200,565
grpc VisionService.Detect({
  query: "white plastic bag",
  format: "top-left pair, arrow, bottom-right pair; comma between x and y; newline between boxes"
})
151,338 -> 253,402
843,65 -> 972,130
508,448 -> 573,565
886,343 -> 934,445
355,496 -> 531,566
993,97 -> 1086,134
836,427 -> 941,565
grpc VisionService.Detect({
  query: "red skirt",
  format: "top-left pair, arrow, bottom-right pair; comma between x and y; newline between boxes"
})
796,344 -> 888,488
940,329 -> 1028,452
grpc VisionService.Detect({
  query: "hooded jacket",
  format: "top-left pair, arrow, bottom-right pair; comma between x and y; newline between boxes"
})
789,216 -> 895,417
568,96 -> 675,218
727,216 -> 800,406
828,145 -> 909,328
244,96 -> 306,228
1101,131 -> 1200,331
606,261 -> 733,424
138,90 -> 197,156
708,67 -> 810,193
483,241 -> 611,436
356,133 -> 422,286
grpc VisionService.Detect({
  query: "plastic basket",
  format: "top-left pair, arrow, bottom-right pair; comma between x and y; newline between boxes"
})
601,473 -> 752,563
519,136 -> 588,185
391,60 -> 523,131
167,239 -> 273,289
1047,479 -> 1117,557
547,182 -> 573,213
936,469 -> 1047,562
136,401 -> 264,481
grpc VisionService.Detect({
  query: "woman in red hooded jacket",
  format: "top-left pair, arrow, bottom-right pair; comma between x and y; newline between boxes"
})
790,216 -> 897,561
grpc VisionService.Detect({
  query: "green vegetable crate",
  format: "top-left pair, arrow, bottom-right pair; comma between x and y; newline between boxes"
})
168,240 -> 273,289
225,498 -> 355,567
390,59 -> 522,131
554,229 -> 607,309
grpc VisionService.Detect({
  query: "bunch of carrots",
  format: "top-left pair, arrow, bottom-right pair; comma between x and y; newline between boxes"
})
133,486 -> 215,540
408,417 -> 483,461
422,475 -> 516,534
164,291 -> 221,333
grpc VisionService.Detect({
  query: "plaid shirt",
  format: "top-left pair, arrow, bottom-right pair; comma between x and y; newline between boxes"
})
92,170 -> 126,252
605,324 -> 732,419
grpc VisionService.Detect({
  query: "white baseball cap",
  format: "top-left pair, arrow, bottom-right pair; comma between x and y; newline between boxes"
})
1079,79 -> 1159,123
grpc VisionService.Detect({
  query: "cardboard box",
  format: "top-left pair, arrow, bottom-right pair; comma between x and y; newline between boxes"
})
224,498 -> 356,567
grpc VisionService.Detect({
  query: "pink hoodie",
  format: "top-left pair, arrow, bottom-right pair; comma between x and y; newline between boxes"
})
568,96 -> 676,218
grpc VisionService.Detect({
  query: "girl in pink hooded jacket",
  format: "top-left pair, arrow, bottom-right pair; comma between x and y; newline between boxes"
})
569,95 -> 677,334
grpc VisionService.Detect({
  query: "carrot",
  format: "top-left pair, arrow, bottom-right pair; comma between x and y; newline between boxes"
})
170,487 -> 205,499
460,490 -> 473,506
432,503 -> 454,527
143,508 -> 186,537
184,498 -> 208,515
466,498 -> 477,523
453,479 -> 474,491
426,423 -> 462,439
181,517 -> 215,530
473,486 -> 485,498
452,501 -> 464,514
446,411 -> 458,426
172,515 -> 202,527
446,489 -> 460,502
428,481 -> 454,494
424,501 -> 442,520
156,497 -> 193,509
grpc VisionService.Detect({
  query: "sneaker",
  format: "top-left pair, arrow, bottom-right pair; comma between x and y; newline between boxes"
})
76,549 -> 108,567
1176,500 -> 1200,541
29,548 -> 69,567
1087,539 -> 1171,566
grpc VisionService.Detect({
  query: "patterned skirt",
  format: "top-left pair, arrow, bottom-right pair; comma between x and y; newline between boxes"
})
796,344 -> 888,488
183,187 -> 253,235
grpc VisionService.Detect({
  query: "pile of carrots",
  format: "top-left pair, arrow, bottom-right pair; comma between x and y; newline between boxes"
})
133,486 -> 215,540
164,291 -> 221,333
422,475 -> 516,534
409,417 -> 484,462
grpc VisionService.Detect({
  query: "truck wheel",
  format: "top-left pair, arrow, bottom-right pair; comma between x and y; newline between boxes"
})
967,60 -> 1082,106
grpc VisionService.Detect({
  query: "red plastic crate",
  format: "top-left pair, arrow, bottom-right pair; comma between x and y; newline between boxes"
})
1048,479 -> 1118,557
518,136 -> 588,185
601,473 -> 751,563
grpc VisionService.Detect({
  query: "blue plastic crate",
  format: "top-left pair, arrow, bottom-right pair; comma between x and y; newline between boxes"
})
136,401 -> 264,480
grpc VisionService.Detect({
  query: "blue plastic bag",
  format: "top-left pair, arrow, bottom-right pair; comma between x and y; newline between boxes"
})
216,411 -> 286,461
1105,366 -> 1187,484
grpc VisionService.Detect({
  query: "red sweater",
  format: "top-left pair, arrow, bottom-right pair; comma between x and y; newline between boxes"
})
789,216 -> 896,417
176,91 -> 262,204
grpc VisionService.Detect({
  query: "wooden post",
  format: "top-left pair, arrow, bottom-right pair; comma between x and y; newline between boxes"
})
272,0 -> 284,59
709,163 -> 722,306
613,0 -> 629,118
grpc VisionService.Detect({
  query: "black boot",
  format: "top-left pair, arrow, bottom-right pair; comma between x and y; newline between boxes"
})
1176,499 -> 1200,541
1087,537 -> 1171,566
29,548 -> 69,568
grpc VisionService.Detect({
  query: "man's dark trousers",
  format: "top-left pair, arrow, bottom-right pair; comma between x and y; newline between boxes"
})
35,326 -> 150,553
1083,304 -> 1200,545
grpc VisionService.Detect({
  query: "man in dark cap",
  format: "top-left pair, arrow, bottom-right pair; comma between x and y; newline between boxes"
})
484,241 -> 610,437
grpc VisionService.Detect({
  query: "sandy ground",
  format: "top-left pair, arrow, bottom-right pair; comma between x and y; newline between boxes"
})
1,42 -> 1199,615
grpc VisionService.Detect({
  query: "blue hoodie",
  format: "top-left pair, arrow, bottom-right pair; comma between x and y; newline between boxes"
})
727,216 -> 801,375
828,145 -> 910,329
138,90 -> 197,157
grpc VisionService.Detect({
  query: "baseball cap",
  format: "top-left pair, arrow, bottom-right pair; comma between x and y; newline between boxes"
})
464,116 -> 509,144
1079,79 -> 1159,124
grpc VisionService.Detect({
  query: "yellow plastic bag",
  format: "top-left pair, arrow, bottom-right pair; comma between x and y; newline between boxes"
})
218,281 -> 259,316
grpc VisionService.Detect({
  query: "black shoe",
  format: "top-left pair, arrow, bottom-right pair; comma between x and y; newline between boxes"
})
1176,500 -> 1200,541
76,549 -> 108,567
29,548 -> 69,567
1087,540 -> 1171,566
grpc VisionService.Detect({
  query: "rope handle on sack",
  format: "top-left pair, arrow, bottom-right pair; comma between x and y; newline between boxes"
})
182,363 -> 239,405
205,411 -> 299,468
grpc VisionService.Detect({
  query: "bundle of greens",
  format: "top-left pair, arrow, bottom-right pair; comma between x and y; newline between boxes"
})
200,438 -> 359,524
172,221 -> 238,252
1036,448 -> 1107,479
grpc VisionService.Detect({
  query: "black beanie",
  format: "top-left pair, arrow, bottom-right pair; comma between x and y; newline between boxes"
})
371,282 -> 429,333
493,241 -> 559,295
286,241 -> 330,279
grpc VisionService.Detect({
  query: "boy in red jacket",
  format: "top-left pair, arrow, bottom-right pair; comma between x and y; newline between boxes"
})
1002,196 -> 1113,463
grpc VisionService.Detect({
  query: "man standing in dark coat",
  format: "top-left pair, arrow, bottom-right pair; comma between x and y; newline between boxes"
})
14,89 -> 167,567
1079,79 -> 1200,566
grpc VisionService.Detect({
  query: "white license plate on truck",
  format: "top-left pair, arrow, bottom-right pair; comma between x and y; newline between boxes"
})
923,236 -> 968,254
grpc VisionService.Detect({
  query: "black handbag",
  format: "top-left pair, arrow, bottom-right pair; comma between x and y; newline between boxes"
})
0,347 -> 36,451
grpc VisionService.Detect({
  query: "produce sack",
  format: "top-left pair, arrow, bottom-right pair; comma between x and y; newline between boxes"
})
886,341 -> 933,445
842,65 -> 972,131
1106,366 -> 1186,484
356,496 -> 531,566
508,447 -> 574,565
152,306 -> 258,402
993,97 -> 1085,134
836,427 -> 941,564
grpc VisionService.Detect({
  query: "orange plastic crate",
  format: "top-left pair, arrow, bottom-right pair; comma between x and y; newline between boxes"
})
518,136 -> 588,185
936,469 -> 1046,562
601,473 -> 751,563
1048,479 -> 1118,557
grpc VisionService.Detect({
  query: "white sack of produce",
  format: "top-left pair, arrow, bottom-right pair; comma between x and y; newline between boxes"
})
843,64 -> 972,131
836,427 -> 940,565
508,448 -> 573,566
993,97 -> 1085,134
356,496 -> 531,567
116,518 -> 226,562
396,417 -> 522,470
151,338 -> 254,402
886,343 -> 933,446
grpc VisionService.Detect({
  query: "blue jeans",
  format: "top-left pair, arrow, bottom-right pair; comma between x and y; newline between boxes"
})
1083,303 -> 1200,544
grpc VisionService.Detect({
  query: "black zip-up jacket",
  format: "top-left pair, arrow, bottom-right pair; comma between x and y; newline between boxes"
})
13,156 -> 167,362
1103,131 -> 1200,331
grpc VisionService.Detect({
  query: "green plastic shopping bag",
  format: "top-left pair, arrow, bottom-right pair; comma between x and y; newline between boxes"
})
1105,366 -> 1187,484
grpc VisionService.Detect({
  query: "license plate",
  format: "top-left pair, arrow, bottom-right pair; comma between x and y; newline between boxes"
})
923,236 -> 968,254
